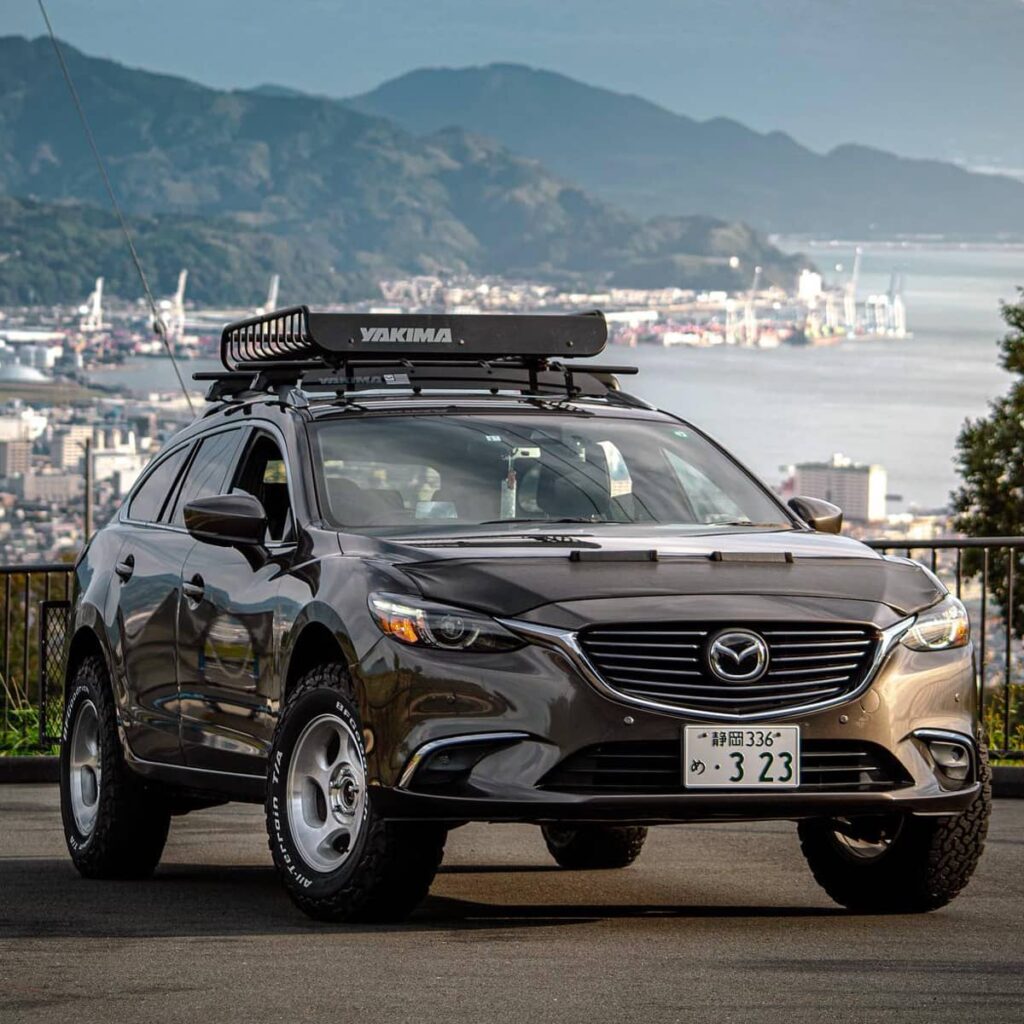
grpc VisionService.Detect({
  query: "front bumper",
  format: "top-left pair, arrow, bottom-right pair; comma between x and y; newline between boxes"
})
354,600 -> 979,825
371,779 -> 981,825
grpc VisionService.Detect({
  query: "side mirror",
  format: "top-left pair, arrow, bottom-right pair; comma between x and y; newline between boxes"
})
788,495 -> 843,534
184,493 -> 267,547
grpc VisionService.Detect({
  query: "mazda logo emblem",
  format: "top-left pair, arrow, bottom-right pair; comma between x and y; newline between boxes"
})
707,629 -> 769,682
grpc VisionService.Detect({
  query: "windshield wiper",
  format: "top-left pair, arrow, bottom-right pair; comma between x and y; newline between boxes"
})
475,517 -> 608,525
710,521 -> 790,528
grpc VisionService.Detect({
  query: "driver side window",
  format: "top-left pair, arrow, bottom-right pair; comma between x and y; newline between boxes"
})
231,432 -> 294,543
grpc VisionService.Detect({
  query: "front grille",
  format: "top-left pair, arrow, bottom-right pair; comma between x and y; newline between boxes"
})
578,622 -> 880,717
541,740 -> 912,793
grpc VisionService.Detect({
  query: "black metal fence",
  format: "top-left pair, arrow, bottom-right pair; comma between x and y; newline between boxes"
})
0,563 -> 74,752
0,541 -> 1022,758
865,537 -> 1023,760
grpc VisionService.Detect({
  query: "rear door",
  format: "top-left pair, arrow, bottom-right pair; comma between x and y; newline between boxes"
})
113,441 -> 194,765
177,426 -> 294,775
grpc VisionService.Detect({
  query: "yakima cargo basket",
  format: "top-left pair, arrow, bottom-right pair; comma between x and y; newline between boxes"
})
194,306 -> 647,406
218,307 -> 607,371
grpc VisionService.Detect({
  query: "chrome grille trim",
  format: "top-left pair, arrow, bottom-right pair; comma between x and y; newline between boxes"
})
578,621 -> 880,716
498,616 -> 915,722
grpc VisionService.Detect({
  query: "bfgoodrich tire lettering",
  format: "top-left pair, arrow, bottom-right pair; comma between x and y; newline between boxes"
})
542,824 -> 648,869
798,745 -> 992,913
266,663 -> 446,922
59,655 -> 171,879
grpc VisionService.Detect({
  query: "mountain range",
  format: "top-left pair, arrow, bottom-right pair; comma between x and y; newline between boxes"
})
349,63 -> 1024,237
2,35 -> 1020,308
0,37 -> 801,305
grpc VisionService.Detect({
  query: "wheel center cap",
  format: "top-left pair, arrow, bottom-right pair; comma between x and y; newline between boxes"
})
329,762 -> 360,816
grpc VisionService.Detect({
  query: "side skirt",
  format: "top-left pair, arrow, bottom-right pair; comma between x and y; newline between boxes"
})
124,746 -> 265,803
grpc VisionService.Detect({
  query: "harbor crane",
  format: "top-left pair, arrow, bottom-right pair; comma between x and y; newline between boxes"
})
843,247 -> 862,332
158,269 -> 188,345
78,277 -> 104,333
744,265 -> 762,346
256,274 -> 280,315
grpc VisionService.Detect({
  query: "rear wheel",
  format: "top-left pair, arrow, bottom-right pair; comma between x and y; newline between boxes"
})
266,664 -> 446,922
798,746 -> 991,913
541,824 -> 648,869
59,655 -> 171,879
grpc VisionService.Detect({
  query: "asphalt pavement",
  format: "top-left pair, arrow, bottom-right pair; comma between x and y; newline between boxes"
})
1,785 -> 1022,1023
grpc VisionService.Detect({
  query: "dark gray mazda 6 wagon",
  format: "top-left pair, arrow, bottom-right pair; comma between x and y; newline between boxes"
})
60,308 -> 989,921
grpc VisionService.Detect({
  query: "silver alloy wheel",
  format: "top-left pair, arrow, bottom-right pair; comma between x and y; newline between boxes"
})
69,698 -> 101,836
286,713 -> 367,873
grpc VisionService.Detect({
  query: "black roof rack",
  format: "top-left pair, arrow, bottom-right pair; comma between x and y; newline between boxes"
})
219,306 -> 607,370
196,307 -> 646,406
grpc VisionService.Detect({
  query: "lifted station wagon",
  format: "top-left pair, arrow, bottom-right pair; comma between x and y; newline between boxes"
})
60,308 -> 989,920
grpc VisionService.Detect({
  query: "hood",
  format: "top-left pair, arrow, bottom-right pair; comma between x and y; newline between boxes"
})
347,526 -> 943,620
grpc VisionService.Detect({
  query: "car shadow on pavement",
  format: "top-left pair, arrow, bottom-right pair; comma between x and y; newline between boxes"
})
0,858 -> 844,939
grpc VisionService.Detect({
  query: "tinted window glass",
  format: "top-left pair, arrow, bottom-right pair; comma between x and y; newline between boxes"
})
310,414 -> 787,534
127,446 -> 190,523
231,433 -> 293,542
170,431 -> 242,525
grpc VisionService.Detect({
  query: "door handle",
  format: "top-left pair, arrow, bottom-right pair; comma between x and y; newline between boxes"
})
114,554 -> 134,581
182,574 -> 205,603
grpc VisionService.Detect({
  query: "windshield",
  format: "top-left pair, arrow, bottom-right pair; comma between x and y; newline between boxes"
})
310,412 -> 790,534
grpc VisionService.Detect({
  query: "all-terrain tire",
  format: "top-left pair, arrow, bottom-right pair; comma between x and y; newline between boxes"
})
541,824 -> 648,869
59,655 -> 171,879
266,664 -> 446,922
798,746 -> 991,913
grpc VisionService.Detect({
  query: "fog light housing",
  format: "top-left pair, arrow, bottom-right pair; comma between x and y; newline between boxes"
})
914,730 -> 974,784
929,740 -> 971,781
397,732 -> 528,790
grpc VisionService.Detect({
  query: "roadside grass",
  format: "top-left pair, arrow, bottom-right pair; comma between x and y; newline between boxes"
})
984,683 -> 1023,765
1,670 -> 59,756
0,704 -> 59,755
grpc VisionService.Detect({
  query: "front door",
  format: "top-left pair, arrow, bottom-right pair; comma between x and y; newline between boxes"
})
177,429 -> 294,775
114,443 -> 194,764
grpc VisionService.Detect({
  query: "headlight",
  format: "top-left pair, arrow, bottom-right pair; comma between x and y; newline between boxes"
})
368,593 -> 523,652
902,595 -> 970,651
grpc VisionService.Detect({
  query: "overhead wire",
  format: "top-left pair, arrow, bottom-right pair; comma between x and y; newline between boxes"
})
36,0 -> 196,414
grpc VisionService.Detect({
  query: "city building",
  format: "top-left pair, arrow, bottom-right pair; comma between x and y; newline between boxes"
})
20,470 -> 85,504
0,407 -> 47,441
52,424 -> 94,470
791,453 -> 888,523
0,438 -> 32,477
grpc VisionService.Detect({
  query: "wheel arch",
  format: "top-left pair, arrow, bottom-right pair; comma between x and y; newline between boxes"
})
281,610 -> 355,701
64,621 -> 113,694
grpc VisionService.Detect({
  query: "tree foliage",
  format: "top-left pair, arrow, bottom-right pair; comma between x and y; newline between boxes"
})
952,292 -> 1024,636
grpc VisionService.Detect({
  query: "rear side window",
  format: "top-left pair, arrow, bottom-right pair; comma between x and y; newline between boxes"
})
127,446 -> 190,523
169,430 -> 243,525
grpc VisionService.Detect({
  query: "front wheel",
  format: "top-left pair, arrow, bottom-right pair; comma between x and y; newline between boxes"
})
541,824 -> 648,869
266,664 -> 446,922
798,746 -> 991,913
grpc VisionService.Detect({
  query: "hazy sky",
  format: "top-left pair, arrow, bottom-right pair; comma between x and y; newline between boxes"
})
4,0 -> 1022,170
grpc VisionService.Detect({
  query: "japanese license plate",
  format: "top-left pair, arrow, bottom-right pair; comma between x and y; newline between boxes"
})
684,725 -> 800,788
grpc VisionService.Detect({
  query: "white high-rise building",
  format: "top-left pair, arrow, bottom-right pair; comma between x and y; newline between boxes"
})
793,453 -> 888,523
